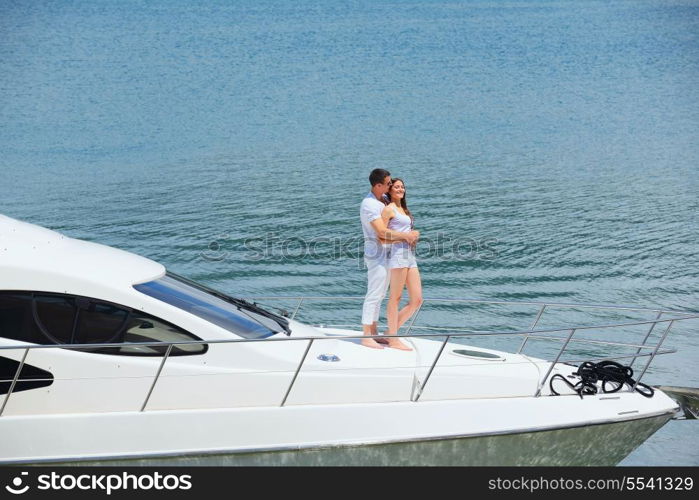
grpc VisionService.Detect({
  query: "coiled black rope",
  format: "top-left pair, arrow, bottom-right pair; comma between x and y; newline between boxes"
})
549,360 -> 655,399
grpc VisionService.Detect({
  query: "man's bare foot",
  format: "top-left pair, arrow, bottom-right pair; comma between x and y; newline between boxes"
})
387,338 -> 413,351
361,337 -> 385,349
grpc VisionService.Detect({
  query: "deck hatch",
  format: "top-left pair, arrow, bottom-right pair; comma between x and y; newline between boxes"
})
451,349 -> 504,361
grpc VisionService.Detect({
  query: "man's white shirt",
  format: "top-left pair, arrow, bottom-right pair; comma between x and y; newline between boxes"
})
360,192 -> 386,260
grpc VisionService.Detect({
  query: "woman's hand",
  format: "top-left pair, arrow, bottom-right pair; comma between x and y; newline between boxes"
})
409,230 -> 420,248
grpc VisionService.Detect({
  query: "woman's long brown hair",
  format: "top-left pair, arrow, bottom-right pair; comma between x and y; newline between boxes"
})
389,178 -> 413,229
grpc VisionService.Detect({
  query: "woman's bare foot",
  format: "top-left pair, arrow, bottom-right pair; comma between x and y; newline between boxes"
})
386,337 -> 413,351
361,337 -> 385,349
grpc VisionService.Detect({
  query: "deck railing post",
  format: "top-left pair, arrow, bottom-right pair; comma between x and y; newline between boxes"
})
517,304 -> 547,354
0,347 -> 30,417
535,328 -> 576,397
629,311 -> 663,368
281,339 -> 314,407
403,300 -> 424,337
291,298 -> 304,320
413,335 -> 451,402
633,320 -> 675,391
140,344 -> 174,412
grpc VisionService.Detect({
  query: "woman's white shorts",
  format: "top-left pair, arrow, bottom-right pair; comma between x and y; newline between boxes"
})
388,244 -> 418,269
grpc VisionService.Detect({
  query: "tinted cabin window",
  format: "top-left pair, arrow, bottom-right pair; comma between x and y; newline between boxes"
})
34,294 -> 77,344
76,301 -> 129,344
0,292 -> 205,356
84,310 -> 206,356
117,312 -> 206,356
0,293 -> 44,344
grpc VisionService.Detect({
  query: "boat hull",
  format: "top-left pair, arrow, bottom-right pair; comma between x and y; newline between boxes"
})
24,413 -> 673,467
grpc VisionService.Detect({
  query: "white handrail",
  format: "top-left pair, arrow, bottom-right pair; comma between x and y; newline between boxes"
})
0,297 -> 695,415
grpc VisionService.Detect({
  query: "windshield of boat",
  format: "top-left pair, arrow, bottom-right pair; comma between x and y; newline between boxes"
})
133,272 -> 289,339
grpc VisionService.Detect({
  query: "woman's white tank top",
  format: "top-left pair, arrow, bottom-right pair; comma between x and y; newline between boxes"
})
388,206 -> 412,233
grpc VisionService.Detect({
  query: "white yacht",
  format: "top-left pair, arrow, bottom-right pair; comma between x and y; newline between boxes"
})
0,214 -> 695,465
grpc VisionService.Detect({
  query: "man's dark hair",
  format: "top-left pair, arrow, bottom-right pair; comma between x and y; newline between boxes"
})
369,168 -> 391,186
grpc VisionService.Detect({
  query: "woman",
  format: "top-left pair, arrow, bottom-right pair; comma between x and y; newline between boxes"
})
379,178 -> 423,350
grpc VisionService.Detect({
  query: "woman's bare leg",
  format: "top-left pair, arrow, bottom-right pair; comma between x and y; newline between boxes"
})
386,267 -> 412,350
395,267 -> 423,330
386,268 -> 407,335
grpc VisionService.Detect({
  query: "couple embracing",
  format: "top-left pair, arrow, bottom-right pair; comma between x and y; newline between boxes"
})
359,168 -> 423,350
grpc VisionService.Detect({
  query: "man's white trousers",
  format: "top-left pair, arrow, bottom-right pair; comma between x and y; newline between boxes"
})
361,254 -> 390,326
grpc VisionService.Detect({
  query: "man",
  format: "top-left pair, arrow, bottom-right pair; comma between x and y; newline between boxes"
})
359,169 -> 419,349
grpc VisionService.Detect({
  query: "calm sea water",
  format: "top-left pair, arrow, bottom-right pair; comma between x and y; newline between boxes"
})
1,0 -> 698,465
